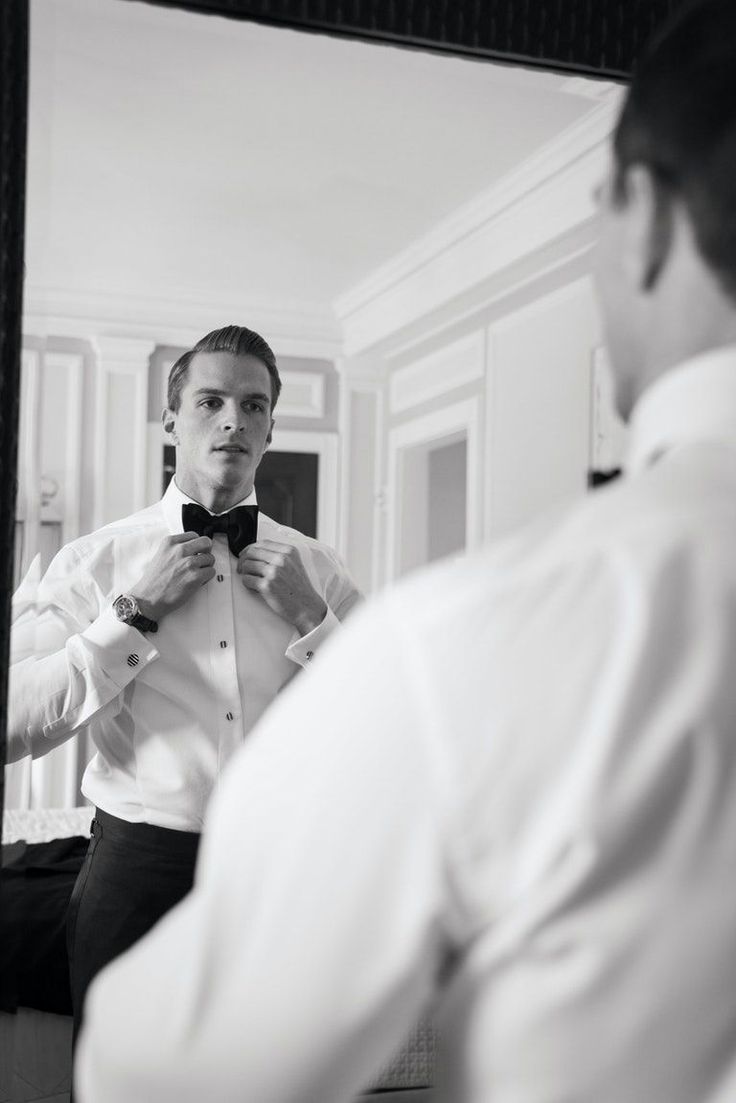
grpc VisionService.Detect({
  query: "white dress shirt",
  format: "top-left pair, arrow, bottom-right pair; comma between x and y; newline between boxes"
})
78,346 -> 736,1103
8,478 -> 361,830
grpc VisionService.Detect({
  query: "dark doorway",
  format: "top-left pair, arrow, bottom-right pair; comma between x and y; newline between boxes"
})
163,447 -> 319,538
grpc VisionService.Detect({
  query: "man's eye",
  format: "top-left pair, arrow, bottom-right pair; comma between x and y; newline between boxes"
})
200,398 -> 220,409
245,402 -> 265,413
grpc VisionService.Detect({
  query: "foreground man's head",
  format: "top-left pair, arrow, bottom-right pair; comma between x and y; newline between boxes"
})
593,0 -> 736,418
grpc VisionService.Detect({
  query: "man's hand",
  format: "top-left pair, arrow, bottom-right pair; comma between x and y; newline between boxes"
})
237,540 -> 327,636
131,533 -> 216,623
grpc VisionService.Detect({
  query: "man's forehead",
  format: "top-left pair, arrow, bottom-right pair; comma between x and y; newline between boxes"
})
186,350 -> 270,386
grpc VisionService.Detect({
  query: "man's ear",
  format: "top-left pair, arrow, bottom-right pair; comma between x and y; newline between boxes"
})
266,417 -> 274,449
162,408 -> 178,444
623,164 -> 675,293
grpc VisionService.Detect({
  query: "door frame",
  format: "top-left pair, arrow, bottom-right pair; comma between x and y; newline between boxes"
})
269,429 -> 339,549
386,397 -> 482,583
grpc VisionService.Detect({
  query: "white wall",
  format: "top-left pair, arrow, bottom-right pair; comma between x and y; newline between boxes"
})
336,90 -> 626,593
338,243 -> 609,593
486,277 -> 601,538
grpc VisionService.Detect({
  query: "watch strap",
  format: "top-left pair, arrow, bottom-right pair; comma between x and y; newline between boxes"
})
113,594 -> 158,634
130,609 -> 158,634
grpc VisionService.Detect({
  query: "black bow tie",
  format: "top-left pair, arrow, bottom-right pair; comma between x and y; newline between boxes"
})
182,502 -> 259,558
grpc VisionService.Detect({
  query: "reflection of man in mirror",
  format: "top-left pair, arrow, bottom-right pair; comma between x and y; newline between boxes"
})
77,3 -> 736,1102
6,324 -> 361,1053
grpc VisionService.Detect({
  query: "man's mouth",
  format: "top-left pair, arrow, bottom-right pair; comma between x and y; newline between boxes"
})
214,445 -> 247,454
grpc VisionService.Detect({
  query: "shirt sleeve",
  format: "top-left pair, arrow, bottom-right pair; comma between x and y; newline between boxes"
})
284,548 -> 363,668
75,598 -> 455,1103
6,545 -> 159,763
284,603 -> 341,666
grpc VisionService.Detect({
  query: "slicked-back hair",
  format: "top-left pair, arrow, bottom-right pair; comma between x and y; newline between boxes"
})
612,0 -> 736,300
167,325 -> 282,412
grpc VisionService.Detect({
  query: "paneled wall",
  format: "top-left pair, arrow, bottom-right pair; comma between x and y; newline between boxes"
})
337,89 -> 628,594
340,255 -> 626,594
485,278 -> 600,538
14,337 -> 93,585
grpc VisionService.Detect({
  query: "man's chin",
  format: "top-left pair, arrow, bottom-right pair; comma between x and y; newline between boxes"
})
209,462 -> 253,489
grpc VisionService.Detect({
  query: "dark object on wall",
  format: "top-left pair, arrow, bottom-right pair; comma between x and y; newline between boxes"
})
588,467 -> 623,489
256,451 -> 319,539
0,0 -> 683,842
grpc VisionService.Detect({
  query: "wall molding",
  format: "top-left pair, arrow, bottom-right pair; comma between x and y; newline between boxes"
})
44,351 -> 84,543
92,337 -> 156,529
16,349 -> 42,559
336,360 -> 386,583
278,370 -> 326,419
24,286 -> 343,360
389,329 -> 484,414
386,396 -> 481,583
268,429 -> 339,549
335,89 -> 622,355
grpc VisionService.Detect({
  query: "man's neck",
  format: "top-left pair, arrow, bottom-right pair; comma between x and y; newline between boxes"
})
634,240 -> 736,409
175,476 -> 253,515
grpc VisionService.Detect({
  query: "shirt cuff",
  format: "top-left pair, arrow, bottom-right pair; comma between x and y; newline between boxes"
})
285,606 -> 340,668
82,607 -> 160,687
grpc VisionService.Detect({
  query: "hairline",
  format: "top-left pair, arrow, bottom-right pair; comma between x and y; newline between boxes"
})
169,348 -> 279,413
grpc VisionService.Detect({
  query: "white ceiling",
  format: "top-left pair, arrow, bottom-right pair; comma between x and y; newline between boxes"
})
25,0 -> 609,325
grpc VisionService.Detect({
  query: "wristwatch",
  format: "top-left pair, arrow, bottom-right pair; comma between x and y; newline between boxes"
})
112,594 -> 158,634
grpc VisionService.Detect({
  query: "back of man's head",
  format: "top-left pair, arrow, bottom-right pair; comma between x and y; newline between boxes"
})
614,0 -> 736,301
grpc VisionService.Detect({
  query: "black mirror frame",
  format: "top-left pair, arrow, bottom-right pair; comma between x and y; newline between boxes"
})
0,0 -> 676,812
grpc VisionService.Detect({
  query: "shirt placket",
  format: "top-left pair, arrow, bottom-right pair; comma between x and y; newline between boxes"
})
208,534 -> 244,767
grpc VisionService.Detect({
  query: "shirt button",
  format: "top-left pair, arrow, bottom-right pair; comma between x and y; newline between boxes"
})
305,650 -> 314,661
127,653 -> 139,668
226,711 -> 234,721
217,574 -> 224,582
220,640 -> 228,649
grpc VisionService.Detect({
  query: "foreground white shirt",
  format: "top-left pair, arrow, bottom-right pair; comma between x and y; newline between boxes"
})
78,347 -> 736,1103
8,479 -> 361,829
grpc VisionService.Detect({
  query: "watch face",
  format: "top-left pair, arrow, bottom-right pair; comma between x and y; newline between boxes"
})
113,594 -> 137,622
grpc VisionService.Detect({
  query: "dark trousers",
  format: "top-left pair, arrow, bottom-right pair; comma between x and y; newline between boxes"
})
66,808 -> 200,1060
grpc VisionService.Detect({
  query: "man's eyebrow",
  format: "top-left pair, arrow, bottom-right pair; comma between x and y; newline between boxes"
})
192,387 -> 270,401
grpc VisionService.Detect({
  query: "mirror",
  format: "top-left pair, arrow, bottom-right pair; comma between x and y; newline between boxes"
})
8,0 -> 626,812
1,0 -> 630,1097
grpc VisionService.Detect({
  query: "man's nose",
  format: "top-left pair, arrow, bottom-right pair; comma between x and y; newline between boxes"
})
220,405 -> 244,432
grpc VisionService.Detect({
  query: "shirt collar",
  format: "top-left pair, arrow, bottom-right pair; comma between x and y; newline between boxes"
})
161,477 -> 258,535
625,344 -> 736,477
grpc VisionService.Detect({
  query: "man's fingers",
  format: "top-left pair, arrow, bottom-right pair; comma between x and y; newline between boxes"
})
240,572 -> 269,593
244,540 -> 295,557
170,531 -> 203,545
238,559 -> 275,579
181,536 -> 214,556
239,545 -> 282,566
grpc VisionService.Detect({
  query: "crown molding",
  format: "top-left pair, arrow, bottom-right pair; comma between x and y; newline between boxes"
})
334,356 -> 389,386
23,286 -> 343,360
335,89 -> 623,355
